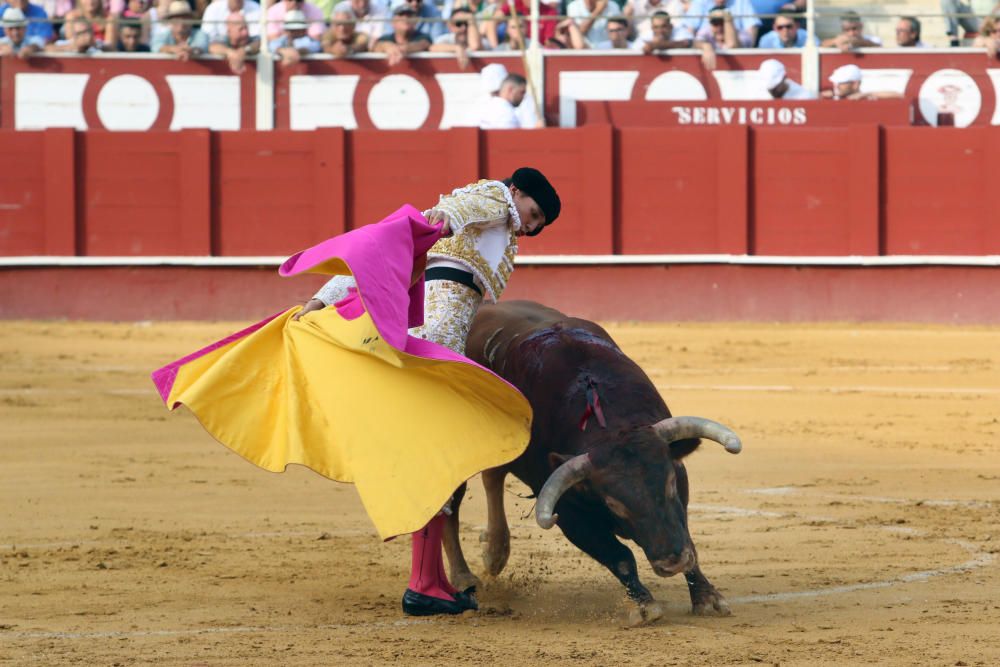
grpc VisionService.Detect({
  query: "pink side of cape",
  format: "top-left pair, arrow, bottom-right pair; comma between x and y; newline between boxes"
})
152,205 -> 500,405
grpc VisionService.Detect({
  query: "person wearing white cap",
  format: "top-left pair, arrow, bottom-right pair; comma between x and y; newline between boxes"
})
822,63 -> 902,101
758,58 -> 814,100
0,0 -> 53,43
478,69 -> 526,129
270,7 -> 320,63
477,63 -> 542,129
152,0 -> 209,58
0,7 -> 43,56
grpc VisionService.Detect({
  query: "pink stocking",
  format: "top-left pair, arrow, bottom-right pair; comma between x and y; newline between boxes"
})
408,514 -> 457,600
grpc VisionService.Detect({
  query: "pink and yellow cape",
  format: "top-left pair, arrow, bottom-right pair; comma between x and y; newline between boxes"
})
151,206 -> 532,540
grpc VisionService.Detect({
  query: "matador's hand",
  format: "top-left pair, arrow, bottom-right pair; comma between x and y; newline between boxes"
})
292,298 -> 326,321
426,209 -> 453,236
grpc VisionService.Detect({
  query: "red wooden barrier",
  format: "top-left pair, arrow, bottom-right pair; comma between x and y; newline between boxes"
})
752,125 -> 880,256
5,125 -> 1000,260
482,125 -> 615,255
214,129 -> 347,256
616,126 -> 748,254
883,127 -> 1000,255
347,128 -> 479,232
0,128 -> 75,255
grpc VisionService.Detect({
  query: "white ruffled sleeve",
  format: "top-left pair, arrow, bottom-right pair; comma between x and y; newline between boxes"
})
312,275 -> 358,306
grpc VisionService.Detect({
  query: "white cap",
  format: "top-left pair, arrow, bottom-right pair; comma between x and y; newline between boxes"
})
284,9 -> 308,29
2,7 -> 27,26
758,59 -> 786,90
829,64 -> 862,85
480,63 -> 509,95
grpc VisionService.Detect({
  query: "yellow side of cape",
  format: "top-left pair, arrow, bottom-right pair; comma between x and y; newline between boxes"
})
166,306 -> 532,540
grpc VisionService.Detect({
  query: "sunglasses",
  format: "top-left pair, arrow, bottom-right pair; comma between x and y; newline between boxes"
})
451,19 -> 467,27
775,23 -> 795,30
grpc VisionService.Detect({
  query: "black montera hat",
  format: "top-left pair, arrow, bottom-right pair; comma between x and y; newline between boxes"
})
510,167 -> 560,226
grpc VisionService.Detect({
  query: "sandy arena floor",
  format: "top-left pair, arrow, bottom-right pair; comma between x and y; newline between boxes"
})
1,318 -> 998,666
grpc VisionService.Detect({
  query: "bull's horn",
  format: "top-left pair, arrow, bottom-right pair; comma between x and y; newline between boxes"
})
535,453 -> 594,530
652,416 -> 742,454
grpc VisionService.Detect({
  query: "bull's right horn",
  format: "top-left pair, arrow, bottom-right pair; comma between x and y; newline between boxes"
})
535,453 -> 594,530
651,416 -> 742,454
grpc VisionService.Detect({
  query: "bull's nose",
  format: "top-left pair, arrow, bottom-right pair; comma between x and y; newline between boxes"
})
650,549 -> 695,577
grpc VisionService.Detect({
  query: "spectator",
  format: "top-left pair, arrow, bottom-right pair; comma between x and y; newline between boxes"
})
38,0 -> 73,38
644,9 -> 714,68
625,0 -> 672,42
209,10 -> 257,70
821,10 -> 880,51
0,7 -> 43,55
493,8 -> 584,49
152,0 -> 209,59
748,0 -> 802,41
0,0 -> 54,43
822,63 -> 902,100
567,0 -> 618,46
120,0 -> 155,45
756,9 -> 815,48
266,0 -> 324,41
440,0 -> 495,27
429,5 -> 481,68
682,0 -> 759,46
694,6 -> 746,48
270,8 -> 319,63
64,0 -> 116,49
479,61 -> 540,126
485,0 -> 558,50
895,16 -> 925,48
373,4 -> 428,65
46,16 -> 100,50
202,0 -> 261,43
758,58 -> 813,99
593,15 -> 634,48
972,15 -> 999,58
331,0 -> 387,43
116,19 -> 150,49
321,8 -> 367,55
479,71 -> 526,128
941,0 -> 979,46
388,0 -> 444,40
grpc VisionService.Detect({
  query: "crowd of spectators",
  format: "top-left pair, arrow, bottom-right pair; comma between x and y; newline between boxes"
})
3,0 -> 1000,67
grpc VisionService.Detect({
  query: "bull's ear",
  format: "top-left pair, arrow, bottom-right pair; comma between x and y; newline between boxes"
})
669,438 -> 701,461
548,452 -> 574,471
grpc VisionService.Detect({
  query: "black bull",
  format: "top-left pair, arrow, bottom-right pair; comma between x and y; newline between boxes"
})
442,301 -> 742,621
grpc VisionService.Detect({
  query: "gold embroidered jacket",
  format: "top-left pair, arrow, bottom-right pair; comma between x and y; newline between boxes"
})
425,179 -> 521,303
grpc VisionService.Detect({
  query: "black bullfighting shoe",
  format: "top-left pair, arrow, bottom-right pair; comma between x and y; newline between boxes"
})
401,589 -> 465,616
453,587 -> 479,612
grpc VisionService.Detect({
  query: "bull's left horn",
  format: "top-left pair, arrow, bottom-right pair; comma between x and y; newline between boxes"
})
652,416 -> 742,454
535,453 -> 594,530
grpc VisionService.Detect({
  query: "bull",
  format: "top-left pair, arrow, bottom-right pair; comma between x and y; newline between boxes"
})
442,301 -> 742,623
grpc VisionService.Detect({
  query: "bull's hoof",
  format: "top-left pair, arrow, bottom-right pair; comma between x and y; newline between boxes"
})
450,570 -> 482,593
479,529 -> 510,576
691,592 -> 732,616
624,601 -> 665,628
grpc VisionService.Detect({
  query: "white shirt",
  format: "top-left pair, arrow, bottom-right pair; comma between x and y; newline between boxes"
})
203,0 -> 262,41
333,0 -> 389,41
479,95 -> 520,129
593,38 -> 640,50
514,91 -> 540,128
566,0 -> 619,46
780,79 -> 816,100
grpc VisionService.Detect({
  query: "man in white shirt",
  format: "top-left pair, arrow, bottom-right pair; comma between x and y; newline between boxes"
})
479,71 -> 527,129
332,0 -> 389,41
759,58 -> 815,100
593,16 -> 638,49
202,0 -> 261,42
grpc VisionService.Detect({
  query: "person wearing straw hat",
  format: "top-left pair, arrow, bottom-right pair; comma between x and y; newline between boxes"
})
152,0 -> 209,58
0,0 -> 53,43
269,7 -> 320,63
0,7 -> 43,56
